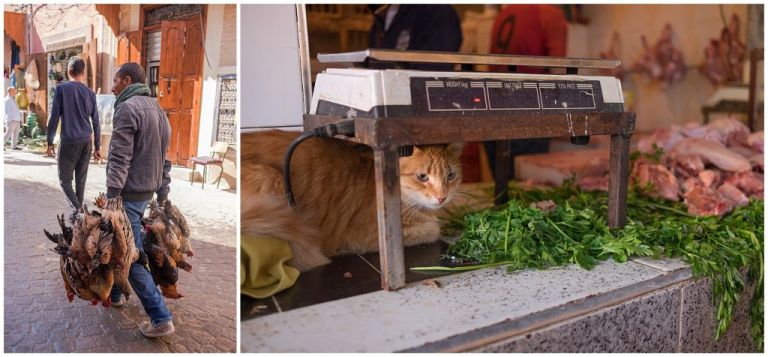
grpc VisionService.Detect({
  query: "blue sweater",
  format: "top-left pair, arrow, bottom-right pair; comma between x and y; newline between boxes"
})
47,81 -> 100,149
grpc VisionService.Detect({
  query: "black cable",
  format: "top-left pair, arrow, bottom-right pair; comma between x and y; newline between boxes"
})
283,131 -> 317,208
283,121 -> 356,208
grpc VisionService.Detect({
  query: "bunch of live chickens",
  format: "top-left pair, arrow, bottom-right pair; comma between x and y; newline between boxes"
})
45,195 -> 194,307
142,199 -> 194,299
44,194 -> 138,307
578,117 -> 763,217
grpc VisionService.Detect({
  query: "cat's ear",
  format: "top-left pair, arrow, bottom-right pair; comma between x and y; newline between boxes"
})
446,143 -> 464,159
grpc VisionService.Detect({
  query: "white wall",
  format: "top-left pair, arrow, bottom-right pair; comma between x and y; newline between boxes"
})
240,4 -> 306,130
198,4 -> 227,156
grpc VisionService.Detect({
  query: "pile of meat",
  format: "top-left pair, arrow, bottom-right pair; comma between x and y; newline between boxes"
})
578,117 -> 763,217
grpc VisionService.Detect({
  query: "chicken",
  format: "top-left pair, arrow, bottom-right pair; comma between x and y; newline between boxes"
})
162,200 -> 194,257
141,219 -> 183,299
94,194 -> 140,301
45,209 -> 122,307
145,200 -> 193,272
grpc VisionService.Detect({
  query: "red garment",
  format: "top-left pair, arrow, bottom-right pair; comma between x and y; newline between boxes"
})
489,5 -> 568,73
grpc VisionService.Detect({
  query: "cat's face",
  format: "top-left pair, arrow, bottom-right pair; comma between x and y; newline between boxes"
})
399,144 -> 463,210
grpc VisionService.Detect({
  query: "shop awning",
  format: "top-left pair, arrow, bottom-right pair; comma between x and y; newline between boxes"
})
4,11 -> 27,52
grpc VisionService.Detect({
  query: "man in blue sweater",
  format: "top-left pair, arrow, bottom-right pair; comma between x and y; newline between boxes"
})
46,56 -> 101,216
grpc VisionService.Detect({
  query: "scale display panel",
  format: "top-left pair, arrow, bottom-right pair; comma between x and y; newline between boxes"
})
410,77 -> 607,115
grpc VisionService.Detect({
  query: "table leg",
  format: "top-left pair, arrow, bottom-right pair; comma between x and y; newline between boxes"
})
608,132 -> 631,228
494,140 -> 511,206
373,149 -> 406,290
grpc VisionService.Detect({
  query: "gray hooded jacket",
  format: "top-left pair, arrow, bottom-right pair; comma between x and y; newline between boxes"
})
106,95 -> 171,202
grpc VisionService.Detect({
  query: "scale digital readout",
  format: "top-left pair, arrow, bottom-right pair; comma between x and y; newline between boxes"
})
410,78 -> 605,115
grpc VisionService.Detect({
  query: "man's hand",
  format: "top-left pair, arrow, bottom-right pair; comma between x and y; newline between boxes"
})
93,150 -> 103,161
46,145 -> 55,157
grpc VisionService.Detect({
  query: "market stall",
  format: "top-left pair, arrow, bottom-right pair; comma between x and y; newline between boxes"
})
240,4 -> 763,353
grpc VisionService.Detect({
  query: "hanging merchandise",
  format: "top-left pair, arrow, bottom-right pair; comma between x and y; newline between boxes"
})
632,24 -> 686,88
701,13 -> 747,86
25,59 -> 40,90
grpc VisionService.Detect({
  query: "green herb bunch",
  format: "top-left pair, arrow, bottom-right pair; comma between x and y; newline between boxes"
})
432,181 -> 764,349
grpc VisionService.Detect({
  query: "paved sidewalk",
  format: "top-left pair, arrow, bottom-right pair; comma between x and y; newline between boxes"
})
4,150 -> 237,353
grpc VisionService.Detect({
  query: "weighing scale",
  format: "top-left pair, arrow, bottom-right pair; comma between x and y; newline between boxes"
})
303,49 -> 636,290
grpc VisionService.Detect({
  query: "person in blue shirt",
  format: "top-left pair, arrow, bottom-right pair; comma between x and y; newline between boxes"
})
46,56 -> 101,217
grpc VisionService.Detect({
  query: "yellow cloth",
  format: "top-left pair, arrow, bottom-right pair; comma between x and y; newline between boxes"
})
240,235 -> 300,299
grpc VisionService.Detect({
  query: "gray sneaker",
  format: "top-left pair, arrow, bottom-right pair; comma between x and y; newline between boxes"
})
139,321 -> 175,338
111,295 -> 125,308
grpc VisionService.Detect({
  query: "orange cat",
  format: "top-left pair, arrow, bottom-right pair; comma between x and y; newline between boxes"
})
241,129 -> 462,271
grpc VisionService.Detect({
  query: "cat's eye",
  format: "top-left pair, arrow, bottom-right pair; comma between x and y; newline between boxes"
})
447,171 -> 456,181
416,173 -> 429,182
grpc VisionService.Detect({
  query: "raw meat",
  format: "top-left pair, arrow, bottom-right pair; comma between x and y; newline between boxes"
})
637,127 -> 685,153
698,170 -> 721,188
633,162 -> 679,201
577,176 -> 609,192
684,186 -> 734,217
729,145 -> 757,158
681,125 -> 725,144
717,183 -> 750,207
748,132 -> 763,153
749,154 -> 763,172
632,24 -> 686,87
681,177 -> 705,194
665,152 -> 705,178
724,171 -> 764,199
531,200 -> 557,212
707,117 -> 750,147
670,138 -> 751,172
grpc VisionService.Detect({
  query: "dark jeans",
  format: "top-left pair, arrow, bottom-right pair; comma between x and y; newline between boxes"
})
57,142 -> 91,209
484,139 -> 550,180
110,200 -> 173,325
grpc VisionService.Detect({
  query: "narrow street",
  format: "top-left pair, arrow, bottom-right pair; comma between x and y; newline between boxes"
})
3,150 -> 237,353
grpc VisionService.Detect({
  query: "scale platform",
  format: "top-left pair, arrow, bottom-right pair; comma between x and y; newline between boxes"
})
304,49 -> 636,291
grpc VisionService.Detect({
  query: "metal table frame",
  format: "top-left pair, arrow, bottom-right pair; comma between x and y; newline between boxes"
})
305,50 -> 636,290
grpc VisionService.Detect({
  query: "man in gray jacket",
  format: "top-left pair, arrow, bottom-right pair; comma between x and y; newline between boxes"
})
106,62 -> 174,338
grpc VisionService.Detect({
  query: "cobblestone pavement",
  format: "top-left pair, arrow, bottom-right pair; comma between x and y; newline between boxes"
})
4,151 -> 237,353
